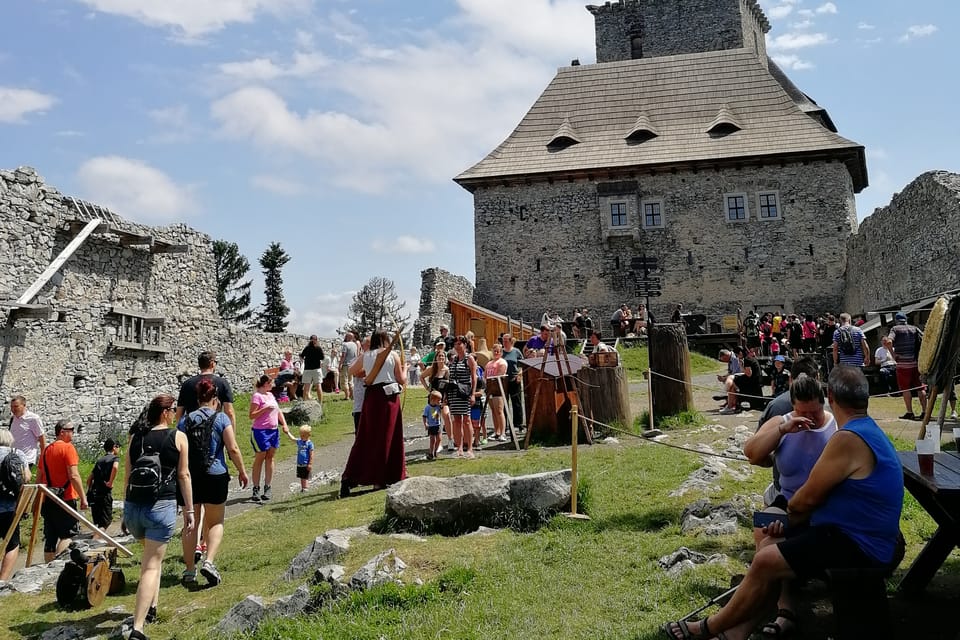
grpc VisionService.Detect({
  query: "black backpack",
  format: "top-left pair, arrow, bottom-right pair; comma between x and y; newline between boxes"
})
745,317 -> 759,338
0,449 -> 25,501
126,430 -> 175,504
838,327 -> 856,355
184,408 -> 221,474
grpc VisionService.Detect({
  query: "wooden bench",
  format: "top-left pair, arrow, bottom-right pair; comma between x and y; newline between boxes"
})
825,567 -> 892,640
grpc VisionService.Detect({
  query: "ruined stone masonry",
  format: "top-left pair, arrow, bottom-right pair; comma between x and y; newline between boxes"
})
0,167 -> 306,440
412,268 -> 474,348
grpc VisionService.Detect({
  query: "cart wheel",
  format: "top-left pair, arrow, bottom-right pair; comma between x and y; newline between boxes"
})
86,558 -> 112,608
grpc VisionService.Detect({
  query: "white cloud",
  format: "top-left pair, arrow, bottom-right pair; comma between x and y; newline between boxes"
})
771,54 -> 814,70
768,32 -> 830,50
76,156 -> 198,222
767,5 -> 795,20
74,0 -> 309,39
790,19 -> 814,30
371,236 -> 436,254
251,174 -> 307,196
815,3 -> 837,15
857,22 -> 875,30
0,87 -> 56,123
219,52 -> 328,81
453,0 -> 593,59
288,290 -> 356,336
899,24 -> 938,43
797,9 -> 814,18
55,130 -> 85,137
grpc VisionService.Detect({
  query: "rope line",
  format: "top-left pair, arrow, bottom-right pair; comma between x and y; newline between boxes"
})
578,415 -> 750,463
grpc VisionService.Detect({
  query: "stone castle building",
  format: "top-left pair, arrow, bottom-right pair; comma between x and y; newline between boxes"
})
0,167 -> 305,440
454,0 -> 867,323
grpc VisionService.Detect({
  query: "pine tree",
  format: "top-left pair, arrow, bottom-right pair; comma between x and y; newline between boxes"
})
257,242 -> 291,333
344,277 -> 410,339
212,240 -> 253,324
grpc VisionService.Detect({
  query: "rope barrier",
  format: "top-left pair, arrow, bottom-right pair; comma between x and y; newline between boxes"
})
578,415 -> 750,463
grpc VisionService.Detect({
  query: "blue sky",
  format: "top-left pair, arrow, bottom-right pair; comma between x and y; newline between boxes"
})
1,0 -> 955,337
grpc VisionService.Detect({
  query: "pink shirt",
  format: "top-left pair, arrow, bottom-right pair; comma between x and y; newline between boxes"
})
251,392 -> 280,430
485,357 -> 507,379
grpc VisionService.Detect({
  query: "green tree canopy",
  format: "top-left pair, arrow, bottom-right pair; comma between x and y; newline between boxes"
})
257,242 -> 291,333
344,276 -> 410,339
212,240 -> 253,324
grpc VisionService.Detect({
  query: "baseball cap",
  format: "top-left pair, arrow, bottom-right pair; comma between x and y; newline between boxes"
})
895,312 -> 907,323
774,355 -> 785,362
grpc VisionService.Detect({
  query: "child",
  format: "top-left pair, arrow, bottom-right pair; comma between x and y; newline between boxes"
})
87,438 -> 120,536
770,355 -> 791,397
423,391 -> 443,460
291,425 -> 314,492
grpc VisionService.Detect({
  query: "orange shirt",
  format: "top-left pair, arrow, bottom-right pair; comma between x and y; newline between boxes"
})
40,440 -> 80,501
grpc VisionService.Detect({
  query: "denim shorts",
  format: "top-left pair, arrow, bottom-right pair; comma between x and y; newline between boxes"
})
123,499 -> 177,543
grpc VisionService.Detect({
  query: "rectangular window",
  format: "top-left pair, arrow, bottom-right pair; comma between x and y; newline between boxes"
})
725,193 -> 748,222
610,202 -> 627,227
642,200 -> 664,229
758,192 -> 781,220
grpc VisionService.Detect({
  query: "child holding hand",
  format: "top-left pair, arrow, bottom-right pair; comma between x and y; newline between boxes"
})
291,425 -> 314,492
423,391 -> 443,461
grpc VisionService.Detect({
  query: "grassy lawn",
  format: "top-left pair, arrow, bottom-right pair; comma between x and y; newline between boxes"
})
618,345 -> 721,379
2,360 -> 944,640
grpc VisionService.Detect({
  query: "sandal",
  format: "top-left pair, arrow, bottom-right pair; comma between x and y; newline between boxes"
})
662,617 -> 711,640
762,608 -> 798,638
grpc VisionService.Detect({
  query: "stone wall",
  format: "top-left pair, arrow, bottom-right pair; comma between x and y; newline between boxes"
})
471,160 -> 857,325
0,167 -> 307,442
413,268 -> 475,348
844,171 -> 960,313
588,0 -> 768,64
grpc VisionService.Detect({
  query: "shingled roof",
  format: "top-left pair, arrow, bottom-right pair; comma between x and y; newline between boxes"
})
455,48 -> 867,191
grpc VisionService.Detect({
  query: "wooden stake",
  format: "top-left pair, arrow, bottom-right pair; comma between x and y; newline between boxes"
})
648,367 -> 655,432
2,485 -> 36,554
26,487 -> 44,567
565,405 -> 589,521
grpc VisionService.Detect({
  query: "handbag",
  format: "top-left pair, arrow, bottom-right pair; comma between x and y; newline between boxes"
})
455,380 -> 473,400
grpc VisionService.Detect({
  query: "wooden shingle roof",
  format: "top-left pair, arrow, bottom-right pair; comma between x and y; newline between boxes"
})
455,49 -> 867,191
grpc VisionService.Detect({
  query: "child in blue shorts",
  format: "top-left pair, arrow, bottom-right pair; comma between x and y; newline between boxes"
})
423,391 -> 443,460
291,425 -> 314,492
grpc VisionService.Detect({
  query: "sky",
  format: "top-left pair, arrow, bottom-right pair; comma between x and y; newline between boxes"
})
1,0 -> 956,338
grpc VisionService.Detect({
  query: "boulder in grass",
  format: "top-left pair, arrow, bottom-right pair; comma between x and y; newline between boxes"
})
215,596 -> 266,636
283,401 -> 323,426
508,470 -> 571,513
349,549 -> 407,591
283,533 -> 351,581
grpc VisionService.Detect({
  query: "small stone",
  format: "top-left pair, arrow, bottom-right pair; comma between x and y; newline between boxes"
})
349,549 -> 407,591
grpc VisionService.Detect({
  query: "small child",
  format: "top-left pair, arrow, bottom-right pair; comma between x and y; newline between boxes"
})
770,355 -> 792,397
87,438 -> 120,536
423,391 -> 443,460
291,426 -> 314,492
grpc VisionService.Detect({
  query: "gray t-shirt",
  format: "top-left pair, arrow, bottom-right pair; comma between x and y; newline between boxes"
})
340,341 -> 359,368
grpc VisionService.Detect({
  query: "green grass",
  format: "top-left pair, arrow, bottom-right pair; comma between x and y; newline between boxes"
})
618,345 -> 721,380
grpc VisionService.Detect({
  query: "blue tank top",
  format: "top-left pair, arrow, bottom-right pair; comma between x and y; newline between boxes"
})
776,412 -> 836,500
809,416 -> 903,564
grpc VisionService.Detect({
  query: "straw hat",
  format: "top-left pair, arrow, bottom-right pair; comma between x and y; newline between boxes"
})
473,337 -> 493,367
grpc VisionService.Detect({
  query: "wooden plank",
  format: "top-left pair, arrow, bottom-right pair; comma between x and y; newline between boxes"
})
17,218 -> 102,305
30,485 -> 132,557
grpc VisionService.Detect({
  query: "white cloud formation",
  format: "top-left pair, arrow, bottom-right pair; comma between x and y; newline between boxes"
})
899,24 -> 938,42
0,87 -> 57,123
768,32 -> 830,50
219,52 -> 328,81
251,174 -> 307,196
372,236 -> 436,254
288,290 -> 356,336
790,19 -> 814,30
815,3 -> 837,15
76,156 -> 198,222
210,2 -> 592,192
767,4 -> 795,20
74,0 -> 308,39
857,22 -> 876,30
771,54 -> 814,70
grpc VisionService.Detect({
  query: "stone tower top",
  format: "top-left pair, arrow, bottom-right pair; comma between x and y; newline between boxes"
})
586,0 -> 770,64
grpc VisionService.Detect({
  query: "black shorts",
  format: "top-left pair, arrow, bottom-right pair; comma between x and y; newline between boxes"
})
426,424 -> 441,436
179,473 -> 230,506
89,492 -> 114,528
0,511 -> 20,552
733,375 -> 761,396
296,465 -> 310,479
777,525 -> 878,581
42,499 -> 80,552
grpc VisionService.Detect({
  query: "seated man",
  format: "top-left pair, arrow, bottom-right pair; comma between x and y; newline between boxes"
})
720,350 -> 762,414
663,366 -> 903,640
524,325 -> 554,358
589,330 -> 614,353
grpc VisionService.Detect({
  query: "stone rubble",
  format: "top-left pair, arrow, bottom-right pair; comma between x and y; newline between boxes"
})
658,546 -> 730,577
286,469 -> 340,495
680,497 -> 754,536
348,549 -> 407,591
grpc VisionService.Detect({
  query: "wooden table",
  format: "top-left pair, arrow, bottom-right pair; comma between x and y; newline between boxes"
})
897,450 -> 960,594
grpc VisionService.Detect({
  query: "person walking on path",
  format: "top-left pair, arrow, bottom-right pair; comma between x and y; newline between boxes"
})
39,419 -> 86,562
9,395 -> 45,469
249,375 -> 291,502
888,312 -> 927,419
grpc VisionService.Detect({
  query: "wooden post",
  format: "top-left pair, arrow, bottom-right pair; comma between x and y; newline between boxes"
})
26,488 -> 44,567
647,367 -> 655,432
565,405 -> 589,520
649,324 -> 693,417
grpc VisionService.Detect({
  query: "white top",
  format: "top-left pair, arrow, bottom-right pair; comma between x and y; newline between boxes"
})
875,346 -> 896,367
364,349 -> 398,386
11,410 -> 44,465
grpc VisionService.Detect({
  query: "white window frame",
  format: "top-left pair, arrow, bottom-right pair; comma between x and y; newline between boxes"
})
641,198 -> 666,230
609,201 -> 629,228
756,191 -> 782,221
723,192 -> 749,223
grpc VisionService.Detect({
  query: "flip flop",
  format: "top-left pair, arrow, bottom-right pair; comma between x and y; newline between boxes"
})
662,618 -> 712,640
761,608 -> 798,638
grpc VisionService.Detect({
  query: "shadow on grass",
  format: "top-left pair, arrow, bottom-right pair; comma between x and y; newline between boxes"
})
10,608 -> 129,640
591,507 -> 680,532
267,489 -> 342,513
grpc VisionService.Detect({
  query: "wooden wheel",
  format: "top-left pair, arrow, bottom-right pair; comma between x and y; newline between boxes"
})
86,558 -> 112,608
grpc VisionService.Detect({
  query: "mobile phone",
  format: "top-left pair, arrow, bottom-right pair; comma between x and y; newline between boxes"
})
753,511 -> 789,530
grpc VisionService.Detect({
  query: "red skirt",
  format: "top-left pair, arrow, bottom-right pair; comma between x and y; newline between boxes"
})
341,384 -> 406,488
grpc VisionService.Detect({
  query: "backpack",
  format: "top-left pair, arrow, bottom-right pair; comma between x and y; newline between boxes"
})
838,327 -> 856,355
744,317 -> 759,338
126,430 -> 175,504
0,449 -> 25,501
184,408 -> 221,474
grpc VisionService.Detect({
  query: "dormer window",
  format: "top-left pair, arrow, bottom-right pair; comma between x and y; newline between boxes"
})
624,111 -> 660,143
705,104 -> 743,136
547,117 -> 582,150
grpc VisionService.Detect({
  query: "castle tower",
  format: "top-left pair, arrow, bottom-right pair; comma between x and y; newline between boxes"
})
587,0 -> 770,64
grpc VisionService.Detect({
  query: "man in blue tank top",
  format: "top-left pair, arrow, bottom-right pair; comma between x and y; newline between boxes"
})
664,366 -> 903,640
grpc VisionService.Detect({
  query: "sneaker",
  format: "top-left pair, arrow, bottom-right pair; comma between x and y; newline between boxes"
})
447,442 -> 456,452
251,486 -> 261,502
952,412 -> 958,420
261,485 -> 272,501
435,442 -> 443,455
200,560 -> 222,586
181,569 -> 197,585
719,407 -> 737,415
899,412 -> 916,420
146,605 -> 158,623
479,437 -> 488,445
129,631 -> 148,640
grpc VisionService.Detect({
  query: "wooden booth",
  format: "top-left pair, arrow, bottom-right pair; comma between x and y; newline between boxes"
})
447,298 -> 535,347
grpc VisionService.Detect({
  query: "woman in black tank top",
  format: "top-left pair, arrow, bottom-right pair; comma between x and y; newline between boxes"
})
124,395 -> 193,640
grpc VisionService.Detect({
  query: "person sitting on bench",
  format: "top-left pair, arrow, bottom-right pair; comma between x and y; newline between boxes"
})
663,366 -> 903,640
720,349 -> 762,415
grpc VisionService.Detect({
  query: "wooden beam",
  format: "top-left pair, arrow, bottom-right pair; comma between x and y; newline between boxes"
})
18,218 -> 102,305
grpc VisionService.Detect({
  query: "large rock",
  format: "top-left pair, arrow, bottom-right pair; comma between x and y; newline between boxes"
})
269,584 -> 312,618
283,401 -> 323,426
215,596 -> 267,636
385,470 -> 572,532
680,497 -> 753,536
0,559 -> 66,596
283,534 -> 351,582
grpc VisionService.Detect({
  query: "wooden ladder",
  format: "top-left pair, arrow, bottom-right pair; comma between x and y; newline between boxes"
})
16,217 -> 103,304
